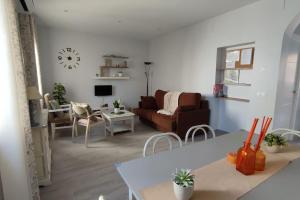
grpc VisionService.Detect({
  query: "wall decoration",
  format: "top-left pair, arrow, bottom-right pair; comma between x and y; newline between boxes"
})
57,48 -> 80,69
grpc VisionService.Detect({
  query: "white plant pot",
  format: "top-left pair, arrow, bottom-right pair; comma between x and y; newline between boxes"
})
266,145 -> 280,153
173,182 -> 194,200
114,108 -> 120,114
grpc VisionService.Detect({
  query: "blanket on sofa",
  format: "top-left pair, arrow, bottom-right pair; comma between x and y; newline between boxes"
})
157,91 -> 181,115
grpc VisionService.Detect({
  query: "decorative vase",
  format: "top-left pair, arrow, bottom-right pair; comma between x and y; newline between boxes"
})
173,182 -> 194,200
118,72 -> 123,77
114,108 -> 120,114
265,145 -> 280,153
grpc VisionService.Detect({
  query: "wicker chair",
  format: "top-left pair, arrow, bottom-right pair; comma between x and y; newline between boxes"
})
44,93 -> 73,140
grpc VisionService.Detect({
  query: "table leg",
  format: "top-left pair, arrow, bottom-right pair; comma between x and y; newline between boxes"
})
131,117 -> 134,133
110,120 -> 114,136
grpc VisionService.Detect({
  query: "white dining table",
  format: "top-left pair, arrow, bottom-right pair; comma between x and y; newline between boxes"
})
116,131 -> 300,200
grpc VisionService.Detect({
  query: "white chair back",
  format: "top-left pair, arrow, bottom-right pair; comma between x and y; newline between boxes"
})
185,125 -> 216,144
143,132 -> 182,157
268,128 -> 300,141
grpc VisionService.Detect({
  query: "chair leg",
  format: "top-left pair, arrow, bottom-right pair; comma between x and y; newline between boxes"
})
85,123 -> 90,148
75,124 -> 78,136
72,118 -> 77,140
104,123 -> 107,137
51,123 -> 56,140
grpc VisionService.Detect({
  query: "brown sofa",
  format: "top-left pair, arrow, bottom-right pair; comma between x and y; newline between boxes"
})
135,90 -> 210,138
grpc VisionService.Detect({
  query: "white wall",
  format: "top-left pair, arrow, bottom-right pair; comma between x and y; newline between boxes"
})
149,0 -> 300,132
38,27 -> 148,109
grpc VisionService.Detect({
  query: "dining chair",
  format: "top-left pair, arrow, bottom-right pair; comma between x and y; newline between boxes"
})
143,132 -> 182,157
185,125 -> 216,144
269,128 -> 300,138
71,102 -> 106,147
44,93 -> 73,140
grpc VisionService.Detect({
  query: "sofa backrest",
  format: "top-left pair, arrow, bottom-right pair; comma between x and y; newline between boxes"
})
154,90 -> 202,109
178,93 -> 201,109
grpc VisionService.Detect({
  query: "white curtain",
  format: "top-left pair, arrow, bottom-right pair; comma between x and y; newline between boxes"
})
0,0 -> 39,199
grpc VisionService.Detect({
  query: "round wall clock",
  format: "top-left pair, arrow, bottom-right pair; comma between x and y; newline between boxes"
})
57,48 -> 80,69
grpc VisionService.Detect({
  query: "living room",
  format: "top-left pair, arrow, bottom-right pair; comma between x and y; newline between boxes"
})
1,0 -> 300,200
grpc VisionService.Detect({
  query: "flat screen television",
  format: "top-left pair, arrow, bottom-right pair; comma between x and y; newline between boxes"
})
95,85 -> 112,96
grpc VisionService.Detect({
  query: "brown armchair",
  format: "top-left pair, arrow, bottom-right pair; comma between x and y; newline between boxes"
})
135,90 -> 210,138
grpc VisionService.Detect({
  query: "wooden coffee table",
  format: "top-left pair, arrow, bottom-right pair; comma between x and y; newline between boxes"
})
102,110 -> 135,136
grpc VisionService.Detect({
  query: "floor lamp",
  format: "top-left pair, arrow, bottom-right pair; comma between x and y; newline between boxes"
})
144,62 -> 152,96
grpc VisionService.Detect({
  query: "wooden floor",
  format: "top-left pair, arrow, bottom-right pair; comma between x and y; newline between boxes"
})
40,122 -> 226,200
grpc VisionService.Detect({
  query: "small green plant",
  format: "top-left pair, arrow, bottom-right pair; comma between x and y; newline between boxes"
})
52,83 -> 67,105
113,100 -> 120,108
173,169 -> 194,187
264,133 -> 287,147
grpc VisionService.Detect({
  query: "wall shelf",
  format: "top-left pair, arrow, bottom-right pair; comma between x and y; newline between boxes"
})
100,66 -> 129,69
218,96 -> 250,103
219,82 -> 252,87
100,55 -> 129,77
217,68 -> 252,71
93,76 -> 130,80
103,55 -> 128,59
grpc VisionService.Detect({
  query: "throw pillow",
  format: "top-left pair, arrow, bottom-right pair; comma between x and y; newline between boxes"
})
71,102 -> 97,121
49,100 -> 64,118
49,100 -> 60,110
141,96 -> 157,109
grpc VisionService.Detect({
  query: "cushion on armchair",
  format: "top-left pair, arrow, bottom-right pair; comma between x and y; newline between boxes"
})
155,90 -> 167,109
71,102 -> 97,121
49,100 -> 64,118
141,96 -> 157,109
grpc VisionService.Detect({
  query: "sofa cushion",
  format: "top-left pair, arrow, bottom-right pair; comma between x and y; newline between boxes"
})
138,109 -> 156,121
152,112 -> 176,132
155,90 -> 167,110
141,96 -> 157,109
178,93 -> 201,108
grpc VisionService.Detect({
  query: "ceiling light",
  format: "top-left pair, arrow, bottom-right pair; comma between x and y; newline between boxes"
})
64,9 -> 68,12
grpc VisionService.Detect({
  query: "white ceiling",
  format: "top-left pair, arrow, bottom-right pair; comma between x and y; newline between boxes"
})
30,0 -> 259,40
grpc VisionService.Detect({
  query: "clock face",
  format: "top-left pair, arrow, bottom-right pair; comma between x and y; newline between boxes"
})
57,48 -> 80,69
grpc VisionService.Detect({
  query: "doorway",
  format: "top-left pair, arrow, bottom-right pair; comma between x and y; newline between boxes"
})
274,14 -> 300,130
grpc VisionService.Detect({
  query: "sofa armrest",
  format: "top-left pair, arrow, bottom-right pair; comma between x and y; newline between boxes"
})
177,105 -> 197,112
140,96 -> 157,110
176,109 -> 210,138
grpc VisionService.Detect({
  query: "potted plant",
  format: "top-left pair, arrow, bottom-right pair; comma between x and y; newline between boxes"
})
113,100 -> 121,113
52,83 -> 67,105
173,169 -> 195,200
264,133 -> 287,153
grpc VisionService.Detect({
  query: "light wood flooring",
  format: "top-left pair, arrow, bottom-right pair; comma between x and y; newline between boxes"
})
40,122 -> 226,200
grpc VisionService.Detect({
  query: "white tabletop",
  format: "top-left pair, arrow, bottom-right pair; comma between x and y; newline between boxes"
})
102,109 -> 135,119
116,132 -> 300,199
116,131 -> 250,199
240,157 -> 300,200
